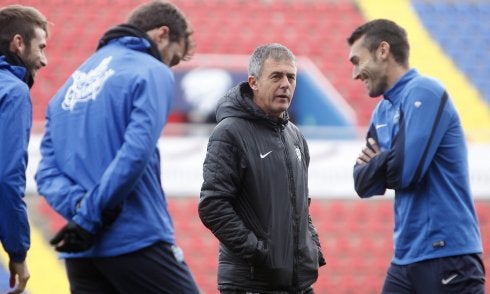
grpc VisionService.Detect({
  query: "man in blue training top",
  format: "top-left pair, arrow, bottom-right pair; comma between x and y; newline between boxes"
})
347,19 -> 485,293
34,1 -> 199,293
0,5 -> 48,294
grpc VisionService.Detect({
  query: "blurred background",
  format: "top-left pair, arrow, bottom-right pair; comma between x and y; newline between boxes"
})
0,0 -> 489,293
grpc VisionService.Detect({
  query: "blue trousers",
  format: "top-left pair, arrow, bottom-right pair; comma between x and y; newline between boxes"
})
382,254 -> 486,294
65,241 -> 200,294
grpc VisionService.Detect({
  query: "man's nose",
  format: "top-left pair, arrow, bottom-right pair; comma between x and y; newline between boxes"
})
280,76 -> 291,88
352,67 -> 360,80
40,53 -> 48,67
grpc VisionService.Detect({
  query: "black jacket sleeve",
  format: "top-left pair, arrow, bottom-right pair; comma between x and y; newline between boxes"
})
198,128 -> 267,265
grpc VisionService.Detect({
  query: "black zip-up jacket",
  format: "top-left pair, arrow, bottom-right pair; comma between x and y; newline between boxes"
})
199,82 -> 325,293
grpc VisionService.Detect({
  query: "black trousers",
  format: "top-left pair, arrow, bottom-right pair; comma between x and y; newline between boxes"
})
382,253 -> 486,294
65,241 -> 200,294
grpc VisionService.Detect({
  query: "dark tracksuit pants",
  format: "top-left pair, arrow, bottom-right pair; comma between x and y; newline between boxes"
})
65,241 -> 200,294
382,253 -> 486,294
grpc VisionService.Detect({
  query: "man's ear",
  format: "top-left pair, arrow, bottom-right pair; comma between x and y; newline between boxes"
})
156,25 -> 170,44
147,25 -> 170,46
248,75 -> 258,91
9,34 -> 25,54
378,41 -> 390,60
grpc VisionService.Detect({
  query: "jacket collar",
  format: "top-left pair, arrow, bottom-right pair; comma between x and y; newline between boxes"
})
0,50 -> 33,88
97,24 -> 162,61
383,68 -> 418,103
216,82 -> 289,128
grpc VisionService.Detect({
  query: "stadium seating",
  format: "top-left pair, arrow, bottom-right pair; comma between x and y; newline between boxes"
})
3,0 -> 488,126
2,0 -> 377,126
412,0 -> 490,104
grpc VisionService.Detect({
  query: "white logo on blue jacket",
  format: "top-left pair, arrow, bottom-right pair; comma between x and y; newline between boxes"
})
393,109 -> 400,124
62,56 -> 115,111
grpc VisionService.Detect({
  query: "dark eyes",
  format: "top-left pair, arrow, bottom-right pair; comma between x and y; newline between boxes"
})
272,75 -> 295,81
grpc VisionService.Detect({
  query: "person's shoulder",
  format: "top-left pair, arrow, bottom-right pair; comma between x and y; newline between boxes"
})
409,71 -> 444,92
209,117 -> 247,141
0,71 -> 29,99
417,76 -> 443,88
214,116 -> 244,132
95,45 -> 170,75
91,51 -> 173,90
405,72 -> 445,102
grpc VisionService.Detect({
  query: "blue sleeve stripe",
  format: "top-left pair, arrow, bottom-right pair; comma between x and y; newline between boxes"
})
411,91 -> 448,185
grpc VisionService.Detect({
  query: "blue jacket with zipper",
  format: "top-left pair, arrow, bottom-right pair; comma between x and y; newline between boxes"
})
35,36 -> 176,258
0,56 -> 31,263
354,69 -> 482,265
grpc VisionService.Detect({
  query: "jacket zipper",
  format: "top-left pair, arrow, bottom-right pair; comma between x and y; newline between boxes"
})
279,128 -> 299,289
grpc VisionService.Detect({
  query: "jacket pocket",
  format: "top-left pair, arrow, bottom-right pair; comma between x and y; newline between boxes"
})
250,239 -> 269,266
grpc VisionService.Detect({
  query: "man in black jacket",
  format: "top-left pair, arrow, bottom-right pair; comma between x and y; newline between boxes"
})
199,43 -> 326,293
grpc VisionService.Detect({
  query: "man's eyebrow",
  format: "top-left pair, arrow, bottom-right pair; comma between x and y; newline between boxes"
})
269,71 -> 296,77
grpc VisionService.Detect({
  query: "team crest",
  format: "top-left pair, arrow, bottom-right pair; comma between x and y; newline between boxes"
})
295,146 -> 302,162
62,56 -> 115,111
393,109 -> 400,124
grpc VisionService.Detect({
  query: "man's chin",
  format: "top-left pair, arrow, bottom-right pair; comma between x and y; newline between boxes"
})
275,100 -> 290,108
276,107 -> 290,117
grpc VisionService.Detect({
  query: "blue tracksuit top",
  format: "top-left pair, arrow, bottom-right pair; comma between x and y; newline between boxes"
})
35,37 -> 176,258
353,69 -> 482,265
0,56 -> 31,262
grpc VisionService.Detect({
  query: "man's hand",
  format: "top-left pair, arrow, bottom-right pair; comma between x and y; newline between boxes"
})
50,221 -> 95,253
8,260 -> 29,294
101,204 -> 123,229
357,137 -> 381,164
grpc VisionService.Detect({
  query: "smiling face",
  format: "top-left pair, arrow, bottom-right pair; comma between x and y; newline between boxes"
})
248,57 -> 297,118
348,35 -> 388,98
17,26 -> 48,79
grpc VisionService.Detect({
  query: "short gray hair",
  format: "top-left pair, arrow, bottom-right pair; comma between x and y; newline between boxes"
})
248,43 -> 295,78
